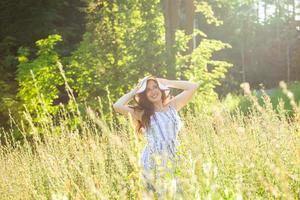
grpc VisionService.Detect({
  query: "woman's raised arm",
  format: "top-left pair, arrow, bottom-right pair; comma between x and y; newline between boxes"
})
112,86 -> 142,121
157,78 -> 199,111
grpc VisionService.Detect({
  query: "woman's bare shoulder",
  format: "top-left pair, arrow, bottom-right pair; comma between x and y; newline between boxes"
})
132,108 -> 144,121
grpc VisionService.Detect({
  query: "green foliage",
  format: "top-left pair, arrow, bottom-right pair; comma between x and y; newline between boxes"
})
57,0 -> 170,129
195,1 -> 223,26
223,81 -> 300,117
175,29 -> 233,113
2,0 -> 300,131
72,0 -> 166,103
0,0 -> 86,128
157,1 -> 232,115
16,34 -> 64,122
13,0 -> 234,131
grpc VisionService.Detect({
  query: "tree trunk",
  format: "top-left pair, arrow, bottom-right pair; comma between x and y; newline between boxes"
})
182,0 -> 195,55
264,1 -> 267,24
275,0 -> 281,52
292,0 -> 296,21
286,42 -> 291,82
241,18 -> 247,83
162,0 -> 180,79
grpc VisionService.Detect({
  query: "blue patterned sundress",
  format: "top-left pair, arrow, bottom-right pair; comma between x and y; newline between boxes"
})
140,103 -> 183,195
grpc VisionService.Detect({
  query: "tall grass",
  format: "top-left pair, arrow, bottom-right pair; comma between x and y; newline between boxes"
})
223,81 -> 300,117
0,83 -> 300,199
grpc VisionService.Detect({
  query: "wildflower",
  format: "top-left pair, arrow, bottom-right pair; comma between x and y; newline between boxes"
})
152,153 -> 162,166
213,166 -> 218,178
288,173 -> 298,181
237,127 -> 245,134
202,162 -> 211,175
236,193 -> 243,200
287,91 -> 294,99
211,183 -> 219,191
224,188 -> 229,197
168,178 -> 177,196
240,82 -> 251,95
279,81 -> 287,90
51,193 -> 68,200
271,187 -> 279,198
207,192 -> 212,200
85,177 -> 101,196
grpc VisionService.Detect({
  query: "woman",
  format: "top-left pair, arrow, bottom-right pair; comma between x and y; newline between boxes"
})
113,76 -> 199,197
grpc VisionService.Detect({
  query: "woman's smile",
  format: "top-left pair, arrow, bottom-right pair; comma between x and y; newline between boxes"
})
150,93 -> 158,98
146,80 -> 162,102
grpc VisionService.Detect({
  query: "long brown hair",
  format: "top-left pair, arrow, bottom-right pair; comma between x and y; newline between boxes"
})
130,79 -> 170,134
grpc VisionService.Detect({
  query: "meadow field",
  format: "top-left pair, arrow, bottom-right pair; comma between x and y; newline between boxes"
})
0,89 -> 299,200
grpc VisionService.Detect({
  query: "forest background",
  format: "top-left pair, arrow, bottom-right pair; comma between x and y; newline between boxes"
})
1,0 -> 300,139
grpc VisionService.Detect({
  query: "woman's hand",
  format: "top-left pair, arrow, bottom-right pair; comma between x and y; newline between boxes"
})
113,82 -> 141,120
156,77 -> 169,86
131,77 -> 146,95
158,78 -> 199,111
131,84 -> 140,95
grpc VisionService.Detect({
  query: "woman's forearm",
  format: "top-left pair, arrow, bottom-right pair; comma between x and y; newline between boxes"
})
163,79 -> 199,91
113,90 -> 135,107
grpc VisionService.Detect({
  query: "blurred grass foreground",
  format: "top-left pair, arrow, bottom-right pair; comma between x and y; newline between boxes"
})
0,84 -> 300,200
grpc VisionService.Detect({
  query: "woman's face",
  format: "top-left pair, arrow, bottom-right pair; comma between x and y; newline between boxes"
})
145,80 -> 162,103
